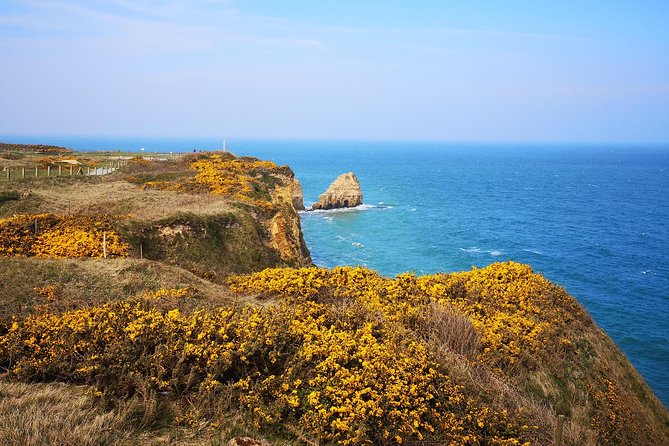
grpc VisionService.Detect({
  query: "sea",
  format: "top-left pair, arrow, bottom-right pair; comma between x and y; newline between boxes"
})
3,136 -> 668,407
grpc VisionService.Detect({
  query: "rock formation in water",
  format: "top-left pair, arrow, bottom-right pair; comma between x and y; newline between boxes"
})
312,172 -> 363,210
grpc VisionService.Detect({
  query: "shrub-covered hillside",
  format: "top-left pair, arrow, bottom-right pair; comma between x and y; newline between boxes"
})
0,152 -> 311,280
2,262 -> 667,445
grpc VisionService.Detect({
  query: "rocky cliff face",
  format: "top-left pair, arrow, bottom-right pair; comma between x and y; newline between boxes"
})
125,164 -> 312,280
265,175 -> 310,266
312,172 -> 363,210
291,178 -> 305,211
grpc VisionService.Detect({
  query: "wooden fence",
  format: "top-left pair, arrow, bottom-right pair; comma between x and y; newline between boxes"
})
3,159 -> 128,181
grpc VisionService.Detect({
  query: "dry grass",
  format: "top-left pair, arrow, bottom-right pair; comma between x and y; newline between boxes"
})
0,178 -> 236,220
422,301 -> 481,359
583,329 -> 669,444
0,257 -> 237,320
0,381 -> 131,446
0,381 -> 295,446
0,153 -> 234,220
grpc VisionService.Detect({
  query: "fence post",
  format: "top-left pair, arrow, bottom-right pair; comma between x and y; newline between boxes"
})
139,242 -> 143,259
6,168 -> 9,181
22,167 -> 25,179
70,165 -> 73,175
103,231 -> 107,258
555,414 -> 564,446
47,165 -> 51,177
87,166 -> 91,175
59,165 -> 62,176
35,166 -> 38,177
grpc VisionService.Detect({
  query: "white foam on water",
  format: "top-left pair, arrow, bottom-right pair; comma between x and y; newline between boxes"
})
305,203 -> 392,214
523,248 -> 543,255
460,247 -> 503,256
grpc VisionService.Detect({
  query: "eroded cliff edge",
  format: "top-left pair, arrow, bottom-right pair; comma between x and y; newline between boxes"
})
0,151 -> 311,282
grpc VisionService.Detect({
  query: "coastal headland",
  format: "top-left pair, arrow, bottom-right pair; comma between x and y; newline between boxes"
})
0,144 -> 668,445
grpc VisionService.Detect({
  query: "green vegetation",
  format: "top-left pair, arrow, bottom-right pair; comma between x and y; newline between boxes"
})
0,142 -> 72,154
0,190 -> 20,205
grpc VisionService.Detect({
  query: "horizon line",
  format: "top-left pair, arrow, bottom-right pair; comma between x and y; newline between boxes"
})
2,133 -> 669,147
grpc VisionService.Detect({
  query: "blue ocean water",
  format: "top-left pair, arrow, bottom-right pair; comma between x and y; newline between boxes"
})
3,136 -> 669,407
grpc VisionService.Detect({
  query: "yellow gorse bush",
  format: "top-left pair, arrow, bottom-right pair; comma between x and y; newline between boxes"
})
0,214 -> 129,258
415,262 -> 586,369
137,154 -> 284,212
229,263 -> 586,369
0,264 -> 562,445
190,155 -> 279,199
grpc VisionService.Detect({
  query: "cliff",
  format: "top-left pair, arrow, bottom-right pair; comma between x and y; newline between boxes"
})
312,171 -> 363,210
0,152 -> 311,282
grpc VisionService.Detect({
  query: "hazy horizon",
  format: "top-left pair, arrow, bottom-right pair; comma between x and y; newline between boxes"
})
2,1 -> 668,143
4,134 -> 669,152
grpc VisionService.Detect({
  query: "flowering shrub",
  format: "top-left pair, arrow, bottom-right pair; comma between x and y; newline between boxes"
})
141,180 -> 182,191
137,153 -> 284,212
190,155 -> 279,199
0,248 -> 658,445
128,156 -> 151,167
227,263 -> 582,369
0,266 -> 542,445
0,214 -> 129,258
33,155 -> 90,168
416,262 -> 586,369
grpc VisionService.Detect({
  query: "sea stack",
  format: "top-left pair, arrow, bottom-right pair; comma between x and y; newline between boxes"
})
312,172 -> 363,210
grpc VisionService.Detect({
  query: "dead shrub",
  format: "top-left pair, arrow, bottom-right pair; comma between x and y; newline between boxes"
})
423,301 -> 480,359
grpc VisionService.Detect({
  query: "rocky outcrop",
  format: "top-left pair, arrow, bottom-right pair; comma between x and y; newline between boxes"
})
268,209 -> 310,266
265,174 -> 311,266
312,172 -> 363,210
291,178 -> 305,211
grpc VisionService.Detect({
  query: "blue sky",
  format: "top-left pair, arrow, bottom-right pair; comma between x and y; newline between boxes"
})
1,1 -> 668,142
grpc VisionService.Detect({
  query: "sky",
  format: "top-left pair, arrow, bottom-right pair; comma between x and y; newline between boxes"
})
1,0 -> 668,142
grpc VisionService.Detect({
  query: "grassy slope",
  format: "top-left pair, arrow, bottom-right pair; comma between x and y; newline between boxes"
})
0,257 -> 236,318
